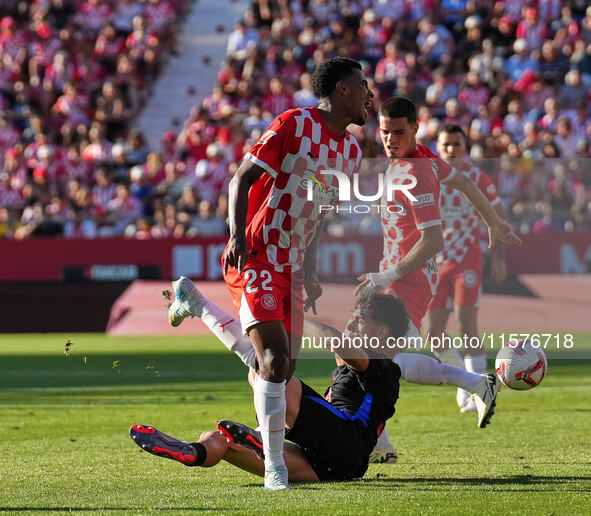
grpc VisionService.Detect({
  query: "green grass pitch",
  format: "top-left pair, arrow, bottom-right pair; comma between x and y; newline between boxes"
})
1,333 -> 590,515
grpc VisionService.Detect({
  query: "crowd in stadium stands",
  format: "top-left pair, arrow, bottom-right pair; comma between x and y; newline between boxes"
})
1,0 -> 591,240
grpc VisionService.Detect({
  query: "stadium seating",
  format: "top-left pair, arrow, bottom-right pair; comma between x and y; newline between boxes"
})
1,0 -> 591,240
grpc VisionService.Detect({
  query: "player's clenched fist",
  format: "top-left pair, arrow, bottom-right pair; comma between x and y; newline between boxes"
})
224,234 -> 249,274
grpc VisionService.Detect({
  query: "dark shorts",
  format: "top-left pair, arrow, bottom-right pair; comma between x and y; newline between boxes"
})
286,382 -> 371,481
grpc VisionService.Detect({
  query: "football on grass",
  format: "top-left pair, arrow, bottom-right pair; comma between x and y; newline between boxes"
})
495,339 -> 547,390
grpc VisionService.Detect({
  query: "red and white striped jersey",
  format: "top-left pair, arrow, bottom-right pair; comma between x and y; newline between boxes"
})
437,160 -> 500,265
243,107 -> 362,273
380,144 -> 455,271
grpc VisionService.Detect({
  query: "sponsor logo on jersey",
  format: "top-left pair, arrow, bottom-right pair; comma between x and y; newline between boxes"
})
300,174 -> 339,204
411,193 -> 436,207
425,258 -> 438,275
441,205 -> 472,218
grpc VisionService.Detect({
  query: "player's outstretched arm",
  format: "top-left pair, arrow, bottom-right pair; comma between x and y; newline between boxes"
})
224,161 -> 264,274
303,224 -> 323,314
444,173 -> 521,248
303,317 -> 372,371
490,203 -> 508,284
355,225 -> 444,296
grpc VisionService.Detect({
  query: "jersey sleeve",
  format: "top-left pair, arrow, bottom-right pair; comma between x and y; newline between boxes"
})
244,113 -> 295,178
476,169 -> 501,205
409,171 -> 442,230
437,159 -> 457,184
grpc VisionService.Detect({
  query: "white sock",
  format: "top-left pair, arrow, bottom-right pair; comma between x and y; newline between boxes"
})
254,376 -> 286,470
200,300 -> 257,368
375,428 -> 392,449
393,352 -> 482,392
434,348 -> 471,407
465,354 -> 487,374
433,348 -> 465,369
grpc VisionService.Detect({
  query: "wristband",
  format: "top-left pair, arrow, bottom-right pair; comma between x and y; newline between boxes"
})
363,264 -> 402,291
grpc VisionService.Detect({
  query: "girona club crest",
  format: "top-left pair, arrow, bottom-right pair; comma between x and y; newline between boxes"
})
463,270 -> 478,287
261,293 -> 278,311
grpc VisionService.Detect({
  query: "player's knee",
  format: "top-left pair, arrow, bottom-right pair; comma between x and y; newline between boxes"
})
258,349 -> 289,382
200,430 -> 219,441
247,368 -> 258,390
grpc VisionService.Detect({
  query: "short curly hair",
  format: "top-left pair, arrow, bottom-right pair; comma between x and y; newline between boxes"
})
356,291 -> 409,339
311,57 -> 362,99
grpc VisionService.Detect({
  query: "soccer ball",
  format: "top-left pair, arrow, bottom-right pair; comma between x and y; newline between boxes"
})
495,340 -> 547,390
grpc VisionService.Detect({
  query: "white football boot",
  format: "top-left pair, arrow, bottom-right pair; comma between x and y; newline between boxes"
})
369,445 -> 398,464
471,373 -> 500,428
167,276 -> 206,327
264,464 -> 290,490
370,429 -> 398,463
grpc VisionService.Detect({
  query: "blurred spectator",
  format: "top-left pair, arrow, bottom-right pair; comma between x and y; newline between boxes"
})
554,118 -> 579,157
262,77 -> 293,117
293,73 -> 317,108
558,69 -> 589,107
3,0 -> 591,239
505,39 -> 538,82
192,143 -> 228,204
226,19 -> 258,60
538,40 -> 569,86
113,0 -> 144,35
416,17 -> 454,65
189,199 -> 227,236
103,183 -> 142,235
516,7 -> 549,50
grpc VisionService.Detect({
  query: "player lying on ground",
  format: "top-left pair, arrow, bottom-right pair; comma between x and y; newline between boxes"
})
131,292 -> 407,483
425,124 -> 508,413
166,276 -> 500,435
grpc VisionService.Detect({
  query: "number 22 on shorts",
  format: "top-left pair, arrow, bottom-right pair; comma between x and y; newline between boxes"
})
244,269 -> 273,293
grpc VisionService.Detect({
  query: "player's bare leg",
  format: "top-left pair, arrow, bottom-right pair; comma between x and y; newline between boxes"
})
130,424 -> 319,483
425,307 -> 473,411
424,307 -> 450,341
199,430 -> 319,482
248,321 -> 291,489
457,305 -> 486,412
